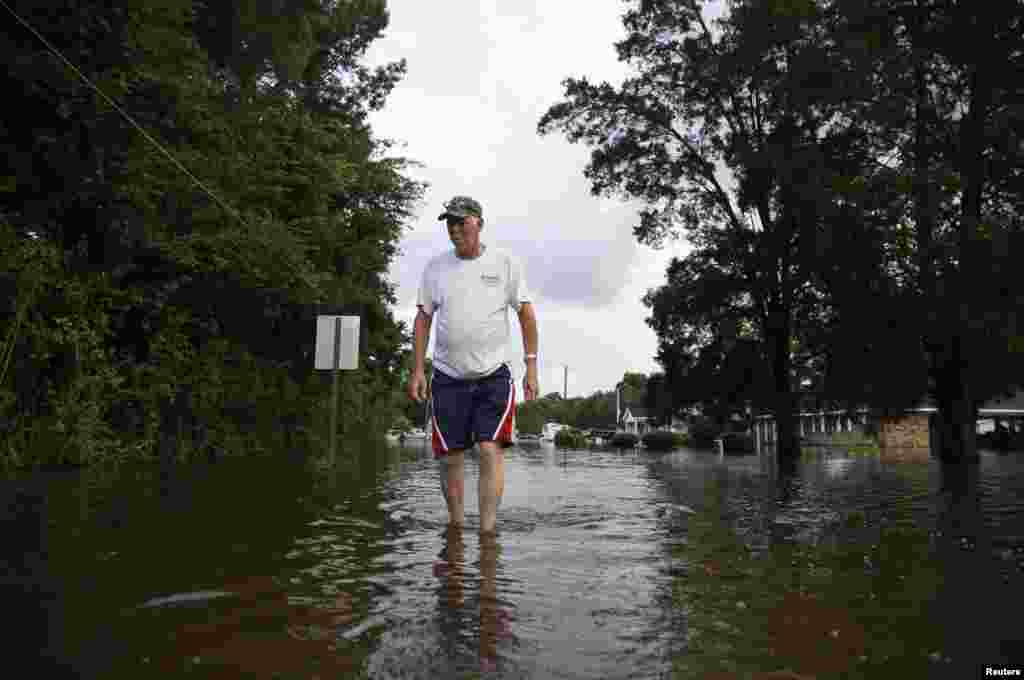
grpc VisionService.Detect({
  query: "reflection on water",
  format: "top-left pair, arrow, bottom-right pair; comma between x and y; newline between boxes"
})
3,440 -> 1024,678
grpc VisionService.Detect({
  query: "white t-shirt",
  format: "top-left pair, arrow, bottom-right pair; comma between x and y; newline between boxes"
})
417,243 -> 532,380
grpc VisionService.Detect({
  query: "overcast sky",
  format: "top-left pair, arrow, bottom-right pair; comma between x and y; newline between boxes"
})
365,0 -> 726,401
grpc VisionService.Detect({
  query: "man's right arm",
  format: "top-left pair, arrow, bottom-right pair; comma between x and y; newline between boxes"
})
413,307 -> 432,374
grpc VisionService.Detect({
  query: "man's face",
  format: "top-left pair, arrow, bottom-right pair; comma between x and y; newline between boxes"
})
447,215 -> 481,256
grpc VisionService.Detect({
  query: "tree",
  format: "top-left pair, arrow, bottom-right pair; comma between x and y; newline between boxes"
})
643,372 -> 675,427
540,0 -> 864,462
644,252 -> 775,426
808,0 -> 1024,461
0,0 -> 423,464
617,372 -> 647,410
516,401 -> 544,435
543,0 -> 1023,464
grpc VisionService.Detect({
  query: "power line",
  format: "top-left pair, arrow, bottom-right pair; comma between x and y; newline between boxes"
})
1,0 -> 247,229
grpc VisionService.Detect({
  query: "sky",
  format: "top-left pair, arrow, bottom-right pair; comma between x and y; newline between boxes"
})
364,0 -> 726,400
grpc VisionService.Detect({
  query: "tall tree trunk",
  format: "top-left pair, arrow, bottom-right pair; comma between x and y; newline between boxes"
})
932,336 -> 978,462
770,306 -> 800,465
933,60 -> 989,464
158,393 -> 181,465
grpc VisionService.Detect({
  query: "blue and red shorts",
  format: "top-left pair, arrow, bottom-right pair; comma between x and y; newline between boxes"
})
430,363 -> 516,458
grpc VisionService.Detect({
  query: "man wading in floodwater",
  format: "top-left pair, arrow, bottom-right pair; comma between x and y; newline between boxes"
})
407,196 -> 539,536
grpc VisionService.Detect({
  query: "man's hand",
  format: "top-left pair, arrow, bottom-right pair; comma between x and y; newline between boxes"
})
408,370 -> 429,403
522,366 -> 539,401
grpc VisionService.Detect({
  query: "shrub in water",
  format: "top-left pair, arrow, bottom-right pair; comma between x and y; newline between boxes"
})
611,432 -> 639,448
642,430 -> 679,451
554,428 -> 588,448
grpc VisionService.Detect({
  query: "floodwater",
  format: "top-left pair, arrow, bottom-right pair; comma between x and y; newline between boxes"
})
3,440 -> 1024,678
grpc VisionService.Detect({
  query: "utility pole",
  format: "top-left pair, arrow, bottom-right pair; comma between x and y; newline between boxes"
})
563,364 -> 568,400
616,381 -> 622,431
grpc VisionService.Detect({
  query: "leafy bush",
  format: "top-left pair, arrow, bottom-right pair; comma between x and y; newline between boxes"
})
554,427 -> 588,448
721,432 -> 755,453
688,417 -> 722,448
642,430 -> 687,451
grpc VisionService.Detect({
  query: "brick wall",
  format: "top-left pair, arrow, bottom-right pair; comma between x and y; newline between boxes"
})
878,413 -> 930,449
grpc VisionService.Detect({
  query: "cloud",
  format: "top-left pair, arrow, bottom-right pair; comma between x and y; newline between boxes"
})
367,1 -> 702,398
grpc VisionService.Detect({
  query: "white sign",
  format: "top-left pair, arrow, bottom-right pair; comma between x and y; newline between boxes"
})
315,315 -> 359,370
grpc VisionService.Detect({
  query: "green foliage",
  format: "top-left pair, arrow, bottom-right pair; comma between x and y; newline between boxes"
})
517,385 -> 619,434
539,0 -> 858,457
0,0 -> 422,466
515,401 -> 544,435
542,0 -> 1024,460
643,373 -> 675,427
672,479 -> 946,678
553,427 -> 587,449
640,429 -> 686,451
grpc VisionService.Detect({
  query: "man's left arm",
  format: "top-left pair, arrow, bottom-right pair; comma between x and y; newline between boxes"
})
517,302 -> 539,400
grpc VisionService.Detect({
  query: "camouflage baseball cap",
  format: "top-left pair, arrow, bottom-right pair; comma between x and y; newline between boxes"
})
438,196 -> 483,221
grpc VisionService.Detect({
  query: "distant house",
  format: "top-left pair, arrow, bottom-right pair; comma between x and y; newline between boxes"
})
754,388 -> 1024,456
620,405 -> 653,435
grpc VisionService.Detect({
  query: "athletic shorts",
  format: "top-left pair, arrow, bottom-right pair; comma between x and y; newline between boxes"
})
431,363 -> 516,458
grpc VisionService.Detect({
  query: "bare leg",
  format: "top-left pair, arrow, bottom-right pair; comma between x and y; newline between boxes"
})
478,442 -> 504,534
496,446 -> 505,505
439,451 -> 465,527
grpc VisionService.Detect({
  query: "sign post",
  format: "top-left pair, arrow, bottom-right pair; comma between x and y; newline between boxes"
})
315,315 -> 359,466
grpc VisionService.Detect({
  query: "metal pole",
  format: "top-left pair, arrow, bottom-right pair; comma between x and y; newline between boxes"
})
616,384 -> 620,431
564,364 -> 567,400
329,317 -> 341,466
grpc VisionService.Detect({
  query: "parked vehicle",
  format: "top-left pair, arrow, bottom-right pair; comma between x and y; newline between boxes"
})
540,422 -> 567,442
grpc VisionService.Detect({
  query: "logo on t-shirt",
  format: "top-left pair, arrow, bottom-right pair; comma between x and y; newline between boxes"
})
481,273 -> 501,286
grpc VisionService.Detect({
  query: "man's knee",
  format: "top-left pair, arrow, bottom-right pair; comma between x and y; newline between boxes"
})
477,441 -> 503,455
438,452 -> 465,499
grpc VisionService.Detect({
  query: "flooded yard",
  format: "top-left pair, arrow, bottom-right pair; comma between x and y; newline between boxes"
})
3,440 -> 1024,678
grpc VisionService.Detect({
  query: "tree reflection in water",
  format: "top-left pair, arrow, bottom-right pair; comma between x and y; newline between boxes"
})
152,574 -> 357,678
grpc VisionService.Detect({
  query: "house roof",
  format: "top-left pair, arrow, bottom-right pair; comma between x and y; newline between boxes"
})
759,388 -> 1024,417
623,406 -> 651,419
905,389 -> 1024,414
979,389 -> 1024,413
